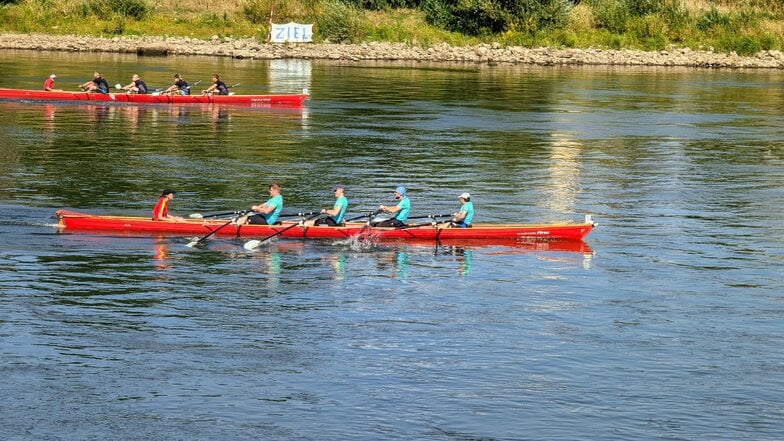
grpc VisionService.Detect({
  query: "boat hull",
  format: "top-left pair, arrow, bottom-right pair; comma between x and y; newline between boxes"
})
0,88 -> 308,107
55,210 -> 594,242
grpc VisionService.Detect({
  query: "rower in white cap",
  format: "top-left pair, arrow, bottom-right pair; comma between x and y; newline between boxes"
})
451,192 -> 474,228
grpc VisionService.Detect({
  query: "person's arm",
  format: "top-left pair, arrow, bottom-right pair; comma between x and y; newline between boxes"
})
379,203 -> 401,214
252,202 -> 274,215
203,84 -> 216,94
452,210 -> 467,222
122,82 -> 134,91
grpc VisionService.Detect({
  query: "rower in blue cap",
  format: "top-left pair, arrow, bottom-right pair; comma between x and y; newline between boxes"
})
374,185 -> 410,227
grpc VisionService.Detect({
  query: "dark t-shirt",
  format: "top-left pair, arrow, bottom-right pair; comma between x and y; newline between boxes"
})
93,78 -> 109,93
215,80 -> 229,95
134,79 -> 148,94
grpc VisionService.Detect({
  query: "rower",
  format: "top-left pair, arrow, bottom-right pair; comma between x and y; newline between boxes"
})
451,192 -> 474,228
202,74 -> 229,96
373,186 -> 410,227
236,182 -> 283,225
79,72 -> 110,94
315,184 -> 348,226
163,73 -> 189,96
121,74 -> 148,94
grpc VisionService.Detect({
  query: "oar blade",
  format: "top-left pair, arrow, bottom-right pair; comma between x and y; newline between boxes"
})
185,237 -> 202,248
189,213 -> 204,219
243,239 -> 262,250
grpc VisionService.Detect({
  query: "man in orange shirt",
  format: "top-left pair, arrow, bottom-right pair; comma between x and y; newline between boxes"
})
43,74 -> 60,91
152,189 -> 185,222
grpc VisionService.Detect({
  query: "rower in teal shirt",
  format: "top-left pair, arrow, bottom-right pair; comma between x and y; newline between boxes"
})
451,192 -> 474,227
244,182 -> 283,225
316,184 -> 349,226
374,186 -> 410,227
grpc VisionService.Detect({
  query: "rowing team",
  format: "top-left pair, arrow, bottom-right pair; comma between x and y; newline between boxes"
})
153,183 -> 476,228
44,71 -> 232,96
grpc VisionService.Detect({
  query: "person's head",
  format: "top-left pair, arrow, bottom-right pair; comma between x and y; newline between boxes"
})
49,74 -> 56,80
268,182 -> 281,195
161,188 -> 175,199
393,186 -> 406,200
93,72 -> 101,79
132,74 -> 140,81
332,184 -> 344,197
174,73 -> 181,79
459,192 -> 470,202
212,74 -> 220,82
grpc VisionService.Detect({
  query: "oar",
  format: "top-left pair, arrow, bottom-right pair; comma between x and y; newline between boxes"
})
406,213 -> 452,220
114,83 -> 123,90
243,212 -> 321,250
190,210 -> 317,219
345,211 -> 383,222
189,210 -> 248,219
185,211 -> 247,247
279,211 -> 318,218
398,219 -> 452,230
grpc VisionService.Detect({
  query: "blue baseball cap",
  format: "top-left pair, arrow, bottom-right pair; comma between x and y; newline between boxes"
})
394,186 -> 406,197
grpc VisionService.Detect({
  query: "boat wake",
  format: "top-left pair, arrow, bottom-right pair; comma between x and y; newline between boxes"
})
335,232 -> 379,251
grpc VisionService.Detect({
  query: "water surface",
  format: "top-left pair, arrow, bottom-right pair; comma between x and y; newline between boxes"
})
1,50 -> 783,440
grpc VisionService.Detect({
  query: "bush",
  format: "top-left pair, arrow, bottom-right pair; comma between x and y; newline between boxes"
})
697,6 -> 729,31
316,0 -> 365,42
88,0 -> 150,20
421,0 -> 572,35
343,0 -> 420,9
590,0 -> 629,33
716,34 -> 761,55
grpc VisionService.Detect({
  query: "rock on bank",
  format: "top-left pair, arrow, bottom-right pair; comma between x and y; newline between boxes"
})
2,33 -> 784,68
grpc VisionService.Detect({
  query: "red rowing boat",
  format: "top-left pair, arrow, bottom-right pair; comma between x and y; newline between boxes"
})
55,210 -> 595,242
0,88 -> 309,107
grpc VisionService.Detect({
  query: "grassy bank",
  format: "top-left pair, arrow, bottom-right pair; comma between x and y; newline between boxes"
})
1,0 -> 783,55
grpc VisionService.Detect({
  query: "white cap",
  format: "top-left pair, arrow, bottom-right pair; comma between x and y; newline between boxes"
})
50,74 -> 56,78
459,192 -> 470,199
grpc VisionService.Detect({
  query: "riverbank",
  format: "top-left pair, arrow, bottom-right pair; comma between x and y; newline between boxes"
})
3,32 -> 784,68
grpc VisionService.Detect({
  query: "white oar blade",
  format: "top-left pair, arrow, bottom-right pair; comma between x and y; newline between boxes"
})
243,239 -> 262,250
189,213 -> 203,219
185,237 -> 201,248
114,83 -> 122,89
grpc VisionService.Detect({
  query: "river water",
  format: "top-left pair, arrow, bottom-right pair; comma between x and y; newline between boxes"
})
0,50 -> 782,440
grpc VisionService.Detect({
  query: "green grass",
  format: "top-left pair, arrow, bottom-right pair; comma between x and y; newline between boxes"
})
0,0 -> 782,54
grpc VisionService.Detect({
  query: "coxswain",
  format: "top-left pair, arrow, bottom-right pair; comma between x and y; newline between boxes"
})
152,189 -> 185,222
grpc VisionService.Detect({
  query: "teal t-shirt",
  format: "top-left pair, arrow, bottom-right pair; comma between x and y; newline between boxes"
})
459,201 -> 474,225
331,195 -> 348,224
395,196 -> 410,222
263,195 -> 283,224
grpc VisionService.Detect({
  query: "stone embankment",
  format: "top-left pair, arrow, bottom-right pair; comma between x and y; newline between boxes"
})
3,32 -> 784,68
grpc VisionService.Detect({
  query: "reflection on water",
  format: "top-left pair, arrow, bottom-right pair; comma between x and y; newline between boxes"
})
1,52 -> 783,440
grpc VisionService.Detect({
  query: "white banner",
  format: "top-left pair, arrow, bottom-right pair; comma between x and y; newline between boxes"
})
270,22 -> 313,43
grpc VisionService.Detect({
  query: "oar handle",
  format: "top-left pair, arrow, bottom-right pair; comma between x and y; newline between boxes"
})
279,211 -> 318,217
407,213 -> 453,220
345,210 -> 382,222
190,209 -> 249,219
